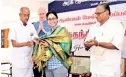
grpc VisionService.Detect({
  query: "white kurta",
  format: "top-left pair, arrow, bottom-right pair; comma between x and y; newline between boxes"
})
85,18 -> 124,77
8,21 -> 38,77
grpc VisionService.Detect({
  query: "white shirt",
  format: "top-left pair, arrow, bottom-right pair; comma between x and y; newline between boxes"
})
8,21 -> 38,68
85,18 -> 124,76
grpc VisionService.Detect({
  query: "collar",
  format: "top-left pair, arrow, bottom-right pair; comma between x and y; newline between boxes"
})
97,18 -> 110,28
51,25 -> 58,32
19,20 -> 28,26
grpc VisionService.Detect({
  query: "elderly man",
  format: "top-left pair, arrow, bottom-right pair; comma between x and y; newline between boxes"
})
32,7 -> 50,77
84,3 -> 124,77
8,7 -> 38,77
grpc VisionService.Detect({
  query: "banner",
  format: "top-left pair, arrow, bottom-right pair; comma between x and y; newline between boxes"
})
49,1 -> 126,57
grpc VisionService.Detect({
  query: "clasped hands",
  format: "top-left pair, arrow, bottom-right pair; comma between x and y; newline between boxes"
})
84,39 -> 99,47
33,37 -> 49,47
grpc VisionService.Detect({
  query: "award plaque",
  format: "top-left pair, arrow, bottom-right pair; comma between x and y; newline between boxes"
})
70,56 -> 90,75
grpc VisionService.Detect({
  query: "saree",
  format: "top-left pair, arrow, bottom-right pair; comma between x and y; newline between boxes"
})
33,26 -> 72,72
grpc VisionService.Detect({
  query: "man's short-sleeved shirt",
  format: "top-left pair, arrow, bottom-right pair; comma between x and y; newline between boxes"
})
8,21 -> 38,68
85,18 -> 124,76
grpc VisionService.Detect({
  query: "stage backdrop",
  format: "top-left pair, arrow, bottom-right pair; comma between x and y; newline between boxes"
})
49,1 -> 126,57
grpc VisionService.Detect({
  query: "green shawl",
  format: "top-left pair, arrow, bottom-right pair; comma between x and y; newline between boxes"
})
33,26 -> 72,71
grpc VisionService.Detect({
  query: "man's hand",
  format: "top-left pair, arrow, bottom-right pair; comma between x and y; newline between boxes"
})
84,39 -> 98,47
84,39 -> 94,47
37,21 -> 43,34
26,41 -> 34,47
93,40 -> 99,46
39,22 -> 43,30
33,37 -> 39,43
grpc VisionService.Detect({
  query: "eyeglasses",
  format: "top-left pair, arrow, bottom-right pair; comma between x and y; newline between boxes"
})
95,10 -> 106,16
47,18 -> 57,21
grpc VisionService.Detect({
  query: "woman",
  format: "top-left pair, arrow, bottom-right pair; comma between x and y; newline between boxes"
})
33,11 -> 72,77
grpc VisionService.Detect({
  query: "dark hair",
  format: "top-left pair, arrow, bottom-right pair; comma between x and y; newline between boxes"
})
98,3 -> 111,15
46,11 -> 58,19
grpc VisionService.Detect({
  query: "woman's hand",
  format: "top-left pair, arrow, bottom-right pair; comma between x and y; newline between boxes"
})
39,40 -> 49,47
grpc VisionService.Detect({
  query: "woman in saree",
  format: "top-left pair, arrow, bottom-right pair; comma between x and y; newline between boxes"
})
33,11 -> 72,77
